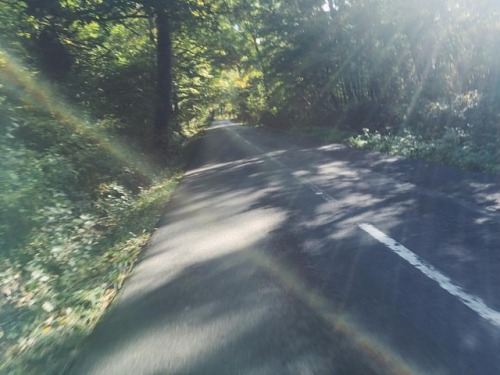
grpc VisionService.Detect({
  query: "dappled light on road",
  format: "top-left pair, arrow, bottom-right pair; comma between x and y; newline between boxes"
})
73,122 -> 437,375
206,121 -> 243,130
74,122 -> 500,374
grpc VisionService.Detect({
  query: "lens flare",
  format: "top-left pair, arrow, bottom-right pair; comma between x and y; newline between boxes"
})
0,47 -> 159,180
244,246 -> 427,375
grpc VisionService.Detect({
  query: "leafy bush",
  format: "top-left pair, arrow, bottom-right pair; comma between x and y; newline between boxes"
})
0,51 -> 193,373
0,98 -> 185,373
0,176 -> 181,374
348,125 -> 500,174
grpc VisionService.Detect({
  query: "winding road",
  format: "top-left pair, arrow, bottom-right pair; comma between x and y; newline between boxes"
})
72,120 -> 500,374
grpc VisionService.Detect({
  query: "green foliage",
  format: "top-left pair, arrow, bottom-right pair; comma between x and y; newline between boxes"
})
289,124 -> 351,144
2,0 -> 499,372
0,76 -> 190,373
0,175 -> 181,374
0,144 -> 47,252
0,1 -> 219,371
348,126 -> 500,174
223,0 -> 500,173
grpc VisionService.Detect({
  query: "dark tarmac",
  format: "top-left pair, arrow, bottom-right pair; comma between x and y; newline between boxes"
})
71,120 -> 500,375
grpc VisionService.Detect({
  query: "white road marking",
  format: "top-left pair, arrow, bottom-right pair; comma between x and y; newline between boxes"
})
231,128 -> 336,203
300,179 -> 336,202
359,223 -> 500,328
230,124 -> 500,327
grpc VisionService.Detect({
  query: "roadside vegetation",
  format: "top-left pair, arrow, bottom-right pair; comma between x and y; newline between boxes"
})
0,2 -> 217,373
1,0 -> 499,374
0,49 -> 206,375
223,1 -> 500,174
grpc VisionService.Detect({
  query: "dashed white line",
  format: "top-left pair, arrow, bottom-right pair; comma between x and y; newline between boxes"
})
359,223 -> 500,328
299,179 -> 336,202
232,128 -> 336,202
231,125 -> 500,327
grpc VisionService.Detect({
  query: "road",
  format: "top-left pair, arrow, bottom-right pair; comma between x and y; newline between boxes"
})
71,120 -> 500,374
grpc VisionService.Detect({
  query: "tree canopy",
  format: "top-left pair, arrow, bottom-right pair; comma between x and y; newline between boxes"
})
1,0 -> 500,372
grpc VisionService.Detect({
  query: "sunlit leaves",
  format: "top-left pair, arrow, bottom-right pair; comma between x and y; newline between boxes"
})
0,0 -> 226,373
80,21 -> 101,39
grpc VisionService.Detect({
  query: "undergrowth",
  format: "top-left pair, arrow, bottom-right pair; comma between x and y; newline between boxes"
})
0,175 -> 182,375
0,55 -> 206,374
347,127 -> 500,174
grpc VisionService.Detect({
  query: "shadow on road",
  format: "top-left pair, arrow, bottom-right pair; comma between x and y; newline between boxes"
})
71,122 -> 500,375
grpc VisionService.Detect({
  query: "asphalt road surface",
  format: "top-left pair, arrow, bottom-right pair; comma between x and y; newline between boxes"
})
71,120 -> 500,375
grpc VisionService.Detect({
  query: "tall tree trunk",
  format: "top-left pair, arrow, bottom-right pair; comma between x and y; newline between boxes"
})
154,7 -> 173,151
250,34 -> 269,101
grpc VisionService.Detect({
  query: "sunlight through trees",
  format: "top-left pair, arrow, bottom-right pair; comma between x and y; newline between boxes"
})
1,0 -> 499,372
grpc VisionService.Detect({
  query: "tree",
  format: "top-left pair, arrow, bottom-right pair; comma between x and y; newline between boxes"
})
15,0 -> 218,151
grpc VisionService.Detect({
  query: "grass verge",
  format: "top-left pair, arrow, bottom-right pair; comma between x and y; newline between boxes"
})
0,143 -> 201,375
